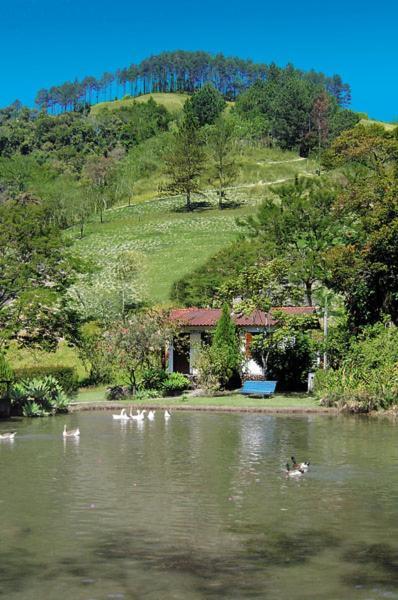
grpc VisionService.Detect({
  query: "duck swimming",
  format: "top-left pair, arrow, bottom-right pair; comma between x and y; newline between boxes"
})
112,409 -> 129,421
63,425 -> 80,438
285,462 -> 304,477
291,456 -> 310,471
0,431 -> 16,440
131,410 -> 146,421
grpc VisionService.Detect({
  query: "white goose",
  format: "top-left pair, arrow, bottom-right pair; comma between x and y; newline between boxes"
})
112,408 -> 129,421
164,409 -> 171,421
147,410 -> 155,421
0,431 -> 16,440
63,425 -> 80,439
131,410 -> 146,422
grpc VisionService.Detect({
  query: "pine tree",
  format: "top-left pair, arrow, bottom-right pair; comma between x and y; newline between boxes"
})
212,304 -> 241,374
206,117 -> 238,208
162,114 -> 206,210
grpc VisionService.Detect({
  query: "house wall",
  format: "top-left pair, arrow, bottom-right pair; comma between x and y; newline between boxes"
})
168,327 -> 265,377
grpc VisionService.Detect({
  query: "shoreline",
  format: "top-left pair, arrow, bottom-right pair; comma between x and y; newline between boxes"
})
69,401 -> 336,415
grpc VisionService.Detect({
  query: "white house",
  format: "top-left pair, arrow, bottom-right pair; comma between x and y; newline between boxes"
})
167,306 -> 316,377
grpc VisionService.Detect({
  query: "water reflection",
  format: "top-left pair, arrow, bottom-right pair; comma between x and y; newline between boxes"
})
63,436 -> 80,452
0,412 -> 398,599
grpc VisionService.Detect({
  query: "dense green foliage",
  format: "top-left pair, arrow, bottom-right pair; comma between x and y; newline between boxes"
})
184,84 -> 226,127
250,311 -> 319,390
235,70 -> 358,151
0,100 -> 170,168
315,323 -> 398,411
323,126 -> 398,328
0,197 -> 80,349
171,239 -> 264,306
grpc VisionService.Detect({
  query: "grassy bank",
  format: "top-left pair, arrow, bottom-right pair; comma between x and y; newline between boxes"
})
73,387 -> 324,411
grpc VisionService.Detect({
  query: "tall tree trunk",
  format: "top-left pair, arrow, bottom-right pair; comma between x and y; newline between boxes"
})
186,190 -> 192,211
305,281 -> 313,306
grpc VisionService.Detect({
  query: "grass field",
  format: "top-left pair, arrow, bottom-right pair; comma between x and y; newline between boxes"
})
91,92 -> 190,115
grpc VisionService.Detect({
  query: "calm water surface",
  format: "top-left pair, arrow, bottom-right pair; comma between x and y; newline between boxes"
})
1,412 -> 398,599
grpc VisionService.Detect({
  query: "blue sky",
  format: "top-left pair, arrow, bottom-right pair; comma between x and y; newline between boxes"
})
0,0 -> 396,121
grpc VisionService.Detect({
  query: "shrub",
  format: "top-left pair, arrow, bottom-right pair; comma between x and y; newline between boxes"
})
134,389 -> 160,401
106,385 -> 131,401
162,372 -> 190,396
12,366 -> 79,395
314,323 -> 398,412
10,376 -> 70,417
22,400 -> 48,418
196,304 -> 242,391
77,322 -> 113,386
141,368 -> 168,391
0,354 -> 13,399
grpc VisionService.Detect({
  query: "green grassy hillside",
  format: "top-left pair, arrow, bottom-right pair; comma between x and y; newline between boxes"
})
71,149 -> 315,303
91,92 -> 189,115
359,118 -> 396,131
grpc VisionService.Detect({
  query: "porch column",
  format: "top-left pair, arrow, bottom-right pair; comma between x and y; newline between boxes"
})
167,341 -> 174,373
189,332 -> 201,375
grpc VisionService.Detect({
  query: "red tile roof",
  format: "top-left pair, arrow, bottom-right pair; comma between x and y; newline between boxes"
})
169,306 -> 315,328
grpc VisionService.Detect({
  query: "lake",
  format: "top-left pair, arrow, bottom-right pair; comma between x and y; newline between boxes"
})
1,411 -> 398,599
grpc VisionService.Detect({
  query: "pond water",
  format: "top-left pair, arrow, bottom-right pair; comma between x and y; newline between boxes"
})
1,411 -> 398,599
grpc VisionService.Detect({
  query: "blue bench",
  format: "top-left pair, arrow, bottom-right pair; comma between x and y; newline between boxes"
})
239,380 -> 277,397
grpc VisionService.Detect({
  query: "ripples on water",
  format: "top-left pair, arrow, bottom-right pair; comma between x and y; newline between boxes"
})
1,412 -> 398,599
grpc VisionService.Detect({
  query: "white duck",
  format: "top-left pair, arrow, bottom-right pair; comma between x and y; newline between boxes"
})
0,431 -> 16,440
112,408 -> 129,421
63,425 -> 80,439
164,409 -> 171,421
147,410 -> 155,421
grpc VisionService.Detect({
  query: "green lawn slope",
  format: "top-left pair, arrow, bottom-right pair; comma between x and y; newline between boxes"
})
71,148 -> 315,303
91,92 -> 189,115
359,118 -> 396,131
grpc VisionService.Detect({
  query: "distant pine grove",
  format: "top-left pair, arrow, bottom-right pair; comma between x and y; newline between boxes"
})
29,50 -> 351,113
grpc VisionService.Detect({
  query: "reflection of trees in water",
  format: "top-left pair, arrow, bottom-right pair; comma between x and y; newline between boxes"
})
3,530 -> 398,598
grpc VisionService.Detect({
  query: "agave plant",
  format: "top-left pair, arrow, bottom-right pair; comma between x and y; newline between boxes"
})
52,390 -> 70,413
10,383 -> 29,408
22,401 -> 48,418
10,376 -> 70,416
